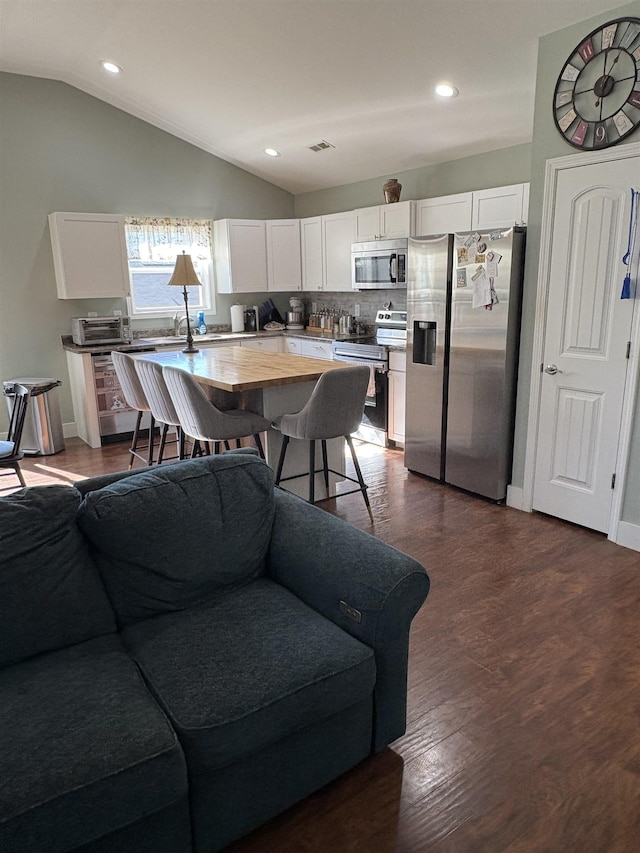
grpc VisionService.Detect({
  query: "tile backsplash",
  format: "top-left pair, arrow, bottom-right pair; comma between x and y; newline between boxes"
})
301,290 -> 406,327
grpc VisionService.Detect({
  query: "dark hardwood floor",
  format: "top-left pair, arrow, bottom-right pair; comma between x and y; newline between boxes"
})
8,438 -> 640,852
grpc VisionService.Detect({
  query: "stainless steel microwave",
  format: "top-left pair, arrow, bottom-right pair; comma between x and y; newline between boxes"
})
351,239 -> 408,289
71,316 -> 132,346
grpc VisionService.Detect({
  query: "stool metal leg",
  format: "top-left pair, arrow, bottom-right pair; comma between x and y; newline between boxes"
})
308,439 -> 315,504
128,410 -> 143,469
146,415 -> 156,466
158,423 -> 169,464
275,435 -> 289,485
346,435 -> 374,523
321,439 -> 329,496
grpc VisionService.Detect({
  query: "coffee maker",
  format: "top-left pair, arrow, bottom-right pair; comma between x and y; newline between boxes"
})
244,305 -> 259,332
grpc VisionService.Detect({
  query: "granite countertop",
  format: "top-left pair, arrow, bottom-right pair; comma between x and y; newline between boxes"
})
61,328 -> 372,355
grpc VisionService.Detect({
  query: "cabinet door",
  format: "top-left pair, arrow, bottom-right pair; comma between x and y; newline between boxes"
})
266,220 -> 301,291
354,207 -> 381,241
283,337 -> 303,355
49,213 -> 130,299
415,193 -> 473,236
380,200 -> 415,238
301,217 -> 323,291
388,369 -> 406,444
300,339 -> 333,360
241,337 -> 282,353
322,211 -> 355,292
472,184 -> 525,230
214,219 -> 267,293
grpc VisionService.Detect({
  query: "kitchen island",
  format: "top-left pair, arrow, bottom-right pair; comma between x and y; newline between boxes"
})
132,347 -> 350,498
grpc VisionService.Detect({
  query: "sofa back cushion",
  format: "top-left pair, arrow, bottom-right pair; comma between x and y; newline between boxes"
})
77,455 -> 275,625
0,486 -> 117,668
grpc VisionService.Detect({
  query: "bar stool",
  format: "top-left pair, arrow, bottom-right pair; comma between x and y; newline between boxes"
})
134,358 -> 188,463
271,365 -> 374,522
111,351 -> 156,469
162,365 -> 270,459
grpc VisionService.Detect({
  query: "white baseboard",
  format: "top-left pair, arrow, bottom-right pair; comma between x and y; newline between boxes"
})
506,485 -> 527,511
63,421 -> 77,438
613,521 -> 640,553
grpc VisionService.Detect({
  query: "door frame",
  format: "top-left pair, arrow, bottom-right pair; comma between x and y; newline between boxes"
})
521,141 -> 640,545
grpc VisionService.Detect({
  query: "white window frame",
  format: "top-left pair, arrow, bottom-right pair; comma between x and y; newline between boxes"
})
124,217 -> 216,320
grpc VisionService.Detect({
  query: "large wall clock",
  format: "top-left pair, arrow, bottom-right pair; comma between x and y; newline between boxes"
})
553,16 -> 640,150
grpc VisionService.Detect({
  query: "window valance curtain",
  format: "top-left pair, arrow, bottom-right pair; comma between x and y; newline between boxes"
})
125,216 -> 212,262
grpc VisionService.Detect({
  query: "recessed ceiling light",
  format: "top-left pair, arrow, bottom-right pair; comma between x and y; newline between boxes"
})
100,60 -> 122,75
435,83 -> 458,98
264,148 -> 281,157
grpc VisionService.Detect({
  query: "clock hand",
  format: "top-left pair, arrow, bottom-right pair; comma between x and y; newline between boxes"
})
596,52 -> 621,108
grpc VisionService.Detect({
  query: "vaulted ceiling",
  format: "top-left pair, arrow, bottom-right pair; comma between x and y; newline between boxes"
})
0,0 -> 626,193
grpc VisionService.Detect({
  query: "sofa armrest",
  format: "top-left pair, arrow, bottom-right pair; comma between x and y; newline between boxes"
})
268,489 -> 430,751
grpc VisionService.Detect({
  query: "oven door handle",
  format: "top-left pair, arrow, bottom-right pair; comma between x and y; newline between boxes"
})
332,354 -> 387,372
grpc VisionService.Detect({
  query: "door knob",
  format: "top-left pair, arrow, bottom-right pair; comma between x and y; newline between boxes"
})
544,364 -> 562,375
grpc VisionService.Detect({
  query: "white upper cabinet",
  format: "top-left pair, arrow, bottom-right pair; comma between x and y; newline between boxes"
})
300,217 -> 324,291
414,193 -> 473,236
49,212 -> 130,299
266,219 -> 301,291
322,211 -> 355,292
214,219 -> 267,293
354,201 -> 415,241
471,183 -> 529,230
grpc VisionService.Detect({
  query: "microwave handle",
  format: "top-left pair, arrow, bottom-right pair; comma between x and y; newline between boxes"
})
388,253 -> 397,283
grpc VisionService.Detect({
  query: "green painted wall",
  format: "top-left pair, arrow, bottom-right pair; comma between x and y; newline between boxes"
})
512,0 -> 640,526
294,143 -> 532,217
0,73 -> 294,433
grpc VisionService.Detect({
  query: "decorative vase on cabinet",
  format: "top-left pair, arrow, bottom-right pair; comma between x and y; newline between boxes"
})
383,178 -> 402,204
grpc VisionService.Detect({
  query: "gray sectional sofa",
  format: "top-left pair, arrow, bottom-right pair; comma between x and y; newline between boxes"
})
0,452 -> 430,852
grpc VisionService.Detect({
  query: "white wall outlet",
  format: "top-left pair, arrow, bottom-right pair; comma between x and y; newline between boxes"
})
354,303 -> 360,317
113,309 -> 122,316
87,311 -> 98,317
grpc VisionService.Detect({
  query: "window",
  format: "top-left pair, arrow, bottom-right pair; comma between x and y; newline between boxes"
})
124,216 -> 215,318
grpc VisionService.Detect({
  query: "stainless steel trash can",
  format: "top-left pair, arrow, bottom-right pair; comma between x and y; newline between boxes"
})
3,378 -> 65,455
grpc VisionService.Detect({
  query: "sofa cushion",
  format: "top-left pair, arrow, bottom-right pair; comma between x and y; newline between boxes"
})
77,455 -> 275,625
123,578 -> 376,771
0,634 -> 188,853
0,485 -> 116,668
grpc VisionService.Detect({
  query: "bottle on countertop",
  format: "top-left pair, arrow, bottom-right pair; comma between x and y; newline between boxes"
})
197,311 -> 207,335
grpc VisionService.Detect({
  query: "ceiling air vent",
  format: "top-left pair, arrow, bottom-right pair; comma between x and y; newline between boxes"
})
307,140 -> 335,152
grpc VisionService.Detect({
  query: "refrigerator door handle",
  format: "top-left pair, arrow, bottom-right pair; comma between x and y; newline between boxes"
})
388,253 -> 397,283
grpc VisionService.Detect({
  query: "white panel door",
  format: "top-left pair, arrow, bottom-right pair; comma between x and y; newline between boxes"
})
533,158 -> 637,532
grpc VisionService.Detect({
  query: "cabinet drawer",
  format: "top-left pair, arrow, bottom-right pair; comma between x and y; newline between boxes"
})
241,337 -> 282,353
284,337 -> 303,355
301,339 -> 333,360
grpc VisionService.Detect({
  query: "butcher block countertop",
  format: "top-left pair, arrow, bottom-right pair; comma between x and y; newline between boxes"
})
132,346 -> 348,393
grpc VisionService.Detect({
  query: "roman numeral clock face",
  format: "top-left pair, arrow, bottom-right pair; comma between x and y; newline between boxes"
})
553,17 -> 640,149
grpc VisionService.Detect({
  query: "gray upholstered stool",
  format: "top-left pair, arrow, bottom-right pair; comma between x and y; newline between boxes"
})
111,351 -> 157,468
271,365 -> 373,522
134,358 -> 187,464
162,365 -> 270,459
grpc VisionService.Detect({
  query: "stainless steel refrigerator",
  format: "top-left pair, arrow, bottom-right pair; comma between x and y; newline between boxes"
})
404,227 -> 525,501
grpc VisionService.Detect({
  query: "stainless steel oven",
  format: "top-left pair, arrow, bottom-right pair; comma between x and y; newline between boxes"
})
331,310 -> 407,447
91,348 -> 155,442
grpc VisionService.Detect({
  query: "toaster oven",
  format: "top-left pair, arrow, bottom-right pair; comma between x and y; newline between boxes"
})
71,316 -> 132,346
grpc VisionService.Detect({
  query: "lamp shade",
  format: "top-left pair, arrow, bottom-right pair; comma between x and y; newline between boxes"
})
167,252 -> 202,287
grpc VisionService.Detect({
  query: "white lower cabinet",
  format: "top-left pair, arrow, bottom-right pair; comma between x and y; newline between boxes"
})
300,339 -> 333,360
387,350 -> 406,444
283,337 -> 303,355
241,337 -> 282,353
